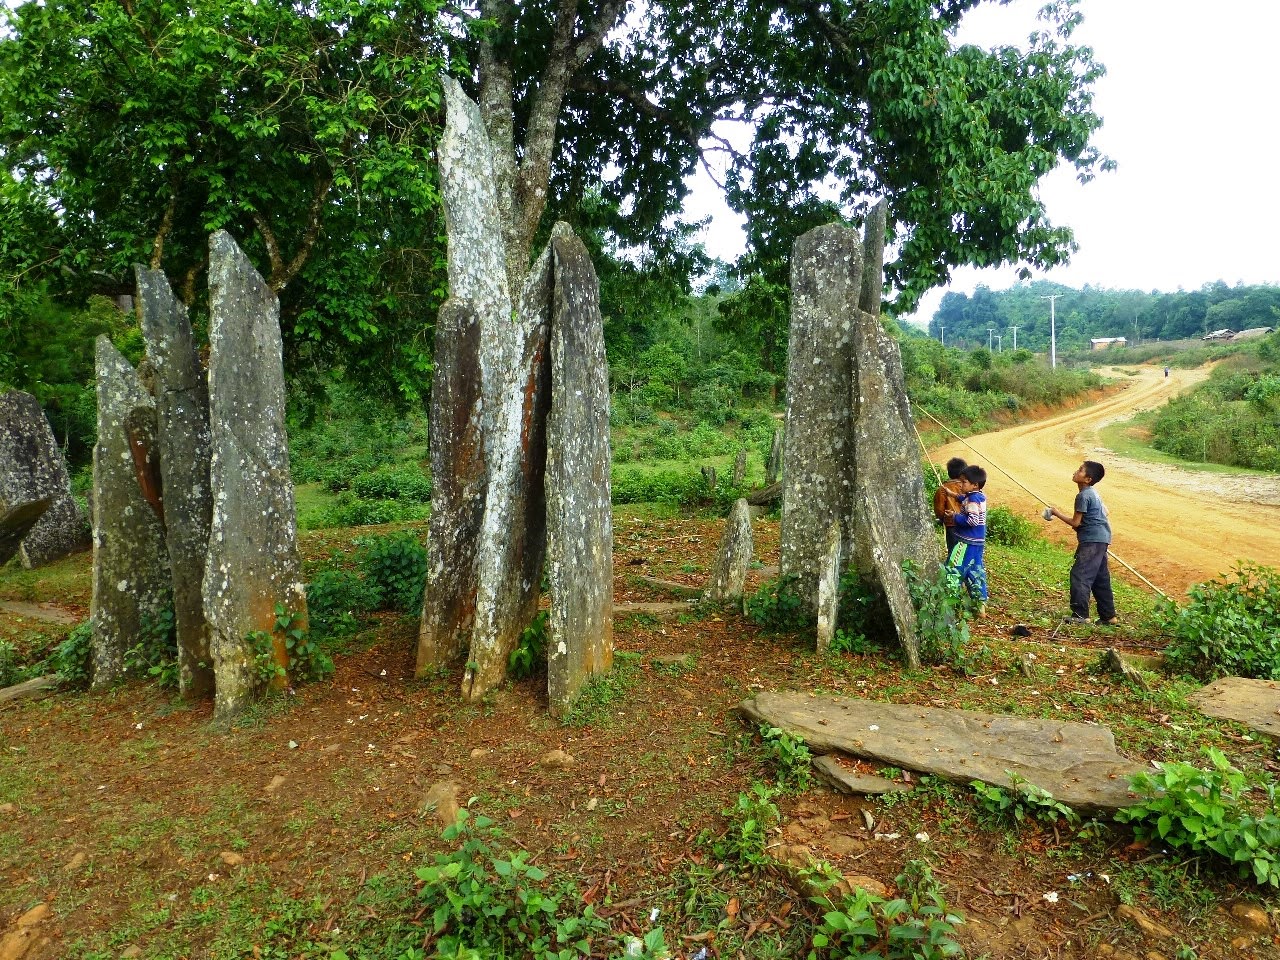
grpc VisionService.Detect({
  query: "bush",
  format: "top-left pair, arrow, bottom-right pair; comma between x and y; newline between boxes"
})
356,530 -> 429,613
317,497 -> 428,528
1160,564 -> 1280,680
0,640 -> 20,687
350,467 -> 432,503
123,606 -> 179,688
610,466 -> 704,507
986,505 -> 1041,547
746,575 -> 813,632
904,559 -> 976,669
306,568 -> 381,639
507,610 -> 549,679
55,622 -> 93,688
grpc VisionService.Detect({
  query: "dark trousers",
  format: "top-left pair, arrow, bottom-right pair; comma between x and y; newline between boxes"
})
944,526 -> 962,554
1070,541 -> 1116,620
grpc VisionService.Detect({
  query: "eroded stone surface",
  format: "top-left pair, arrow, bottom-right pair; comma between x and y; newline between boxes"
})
0,390 -> 89,568
815,520 -> 842,652
546,226 -> 613,715
417,299 -> 486,674
765,427 -> 783,485
739,691 -> 1145,812
703,498 -> 754,604
779,225 -> 861,607
0,497 -> 50,566
812,755 -> 911,795
90,338 -> 171,688
137,266 -> 214,698
858,199 -> 888,316
1190,677 -> 1280,739
204,231 -> 307,719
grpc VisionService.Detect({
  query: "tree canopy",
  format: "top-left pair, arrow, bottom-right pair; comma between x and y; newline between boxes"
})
1,0 -> 1113,397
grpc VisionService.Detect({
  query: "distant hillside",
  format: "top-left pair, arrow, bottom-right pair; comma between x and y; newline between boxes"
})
928,280 -> 1280,352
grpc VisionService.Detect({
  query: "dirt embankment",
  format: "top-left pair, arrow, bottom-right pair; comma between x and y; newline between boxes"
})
935,365 -> 1280,596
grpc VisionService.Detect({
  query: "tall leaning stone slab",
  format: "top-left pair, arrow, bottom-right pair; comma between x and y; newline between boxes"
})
847,213 -> 935,669
779,225 -> 861,608
436,77 -> 553,701
136,266 -> 214,698
89,339 -> 171,687
204,231 -> 307,719
0,391 -> 90,567
546,226 -> 613,715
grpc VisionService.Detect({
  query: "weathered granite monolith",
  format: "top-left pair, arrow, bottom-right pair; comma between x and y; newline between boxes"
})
815,520 -> 843,653
545,227 -> 614,714
136,266 -> 214,698
703,497 -> 754,604
416,298 -> 486,674
0,390 -> 90,567
779,225 -> 861,605
765,428 -> 783,485
203,231 -> 307,719
858,199 -> 888,316
0,497 -> 51,566
732,449 -> 748,487
89,338 -> 172,688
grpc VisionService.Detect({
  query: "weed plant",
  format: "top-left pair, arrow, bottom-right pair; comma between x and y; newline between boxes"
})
356,530 -> 429,613
306,568 -> 381,639
508,610 -> 549,679
1159,563 -> 1280,680
759,725 -> 814,791
747,574 -> 812,632
123,606 -> 180,688
53,621 -> 93,687
971,773 -> 1079,829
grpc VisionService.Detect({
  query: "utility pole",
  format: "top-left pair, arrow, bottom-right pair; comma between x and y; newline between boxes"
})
995,334 -> 1002,352
1010,326 -> 1018,350
1041,295 -> 1061,368
939,325 -> 945,346
987,328 -> 994,351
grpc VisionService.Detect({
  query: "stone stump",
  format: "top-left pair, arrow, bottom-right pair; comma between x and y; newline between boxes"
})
732,449 -> 747,487
765,428 -> 783,485
136,266 -> 214,698
0,390 -> 90,567
203,230 -> 307,719
0,497 -> 51,567
779,225 -> 861,606
703,498 -> 754,604
545,227 -> 614,714
89,338 -> 172,688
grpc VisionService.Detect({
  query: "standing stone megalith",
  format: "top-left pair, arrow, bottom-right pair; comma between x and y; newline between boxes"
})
89,339 -> 172,688
137,266 -> 215,698
703,498 -> 754,604
204,231 -> 307,719
0,391 -> 90,568
436,76 -> 553,701
545,226 -> 614,714
779,225 -> 861,606
0,497 -> 51,567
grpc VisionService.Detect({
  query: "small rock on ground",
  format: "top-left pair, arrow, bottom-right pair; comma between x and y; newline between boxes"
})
540,749 -> 575,770
419,780 -> 461,827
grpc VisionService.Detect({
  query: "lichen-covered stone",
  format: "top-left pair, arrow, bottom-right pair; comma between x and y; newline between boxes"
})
136,266 -> 214,698
815,520 -> 842,653
204,231 -> 307,719
0,390 -> 90,568
0,497 -> 51,566
703,498 -> 754,604
731,449 -> 747,487
89,339 -> 172,688
417,298 -> 486,673
765,427 -> 783,485
545,226 -> 613,714
858,199 -> 888,317
438,78 -> 552,701
779,225 -> 861,606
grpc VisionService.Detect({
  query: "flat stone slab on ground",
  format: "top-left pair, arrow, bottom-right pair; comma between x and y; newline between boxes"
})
1190,677 -> 1280,739
812,755 -> 911,795
739,691 -> 1146,813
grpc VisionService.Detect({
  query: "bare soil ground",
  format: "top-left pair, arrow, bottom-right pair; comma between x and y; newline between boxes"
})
937,364 -> 1280,595
3,377 -> 1280,959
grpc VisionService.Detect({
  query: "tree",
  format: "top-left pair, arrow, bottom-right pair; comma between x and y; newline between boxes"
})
0,0 -> 449,400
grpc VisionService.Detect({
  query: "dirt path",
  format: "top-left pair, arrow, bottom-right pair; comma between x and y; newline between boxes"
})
934,364 -> 1280,596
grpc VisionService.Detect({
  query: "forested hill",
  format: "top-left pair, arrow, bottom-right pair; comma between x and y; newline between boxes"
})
928,281 -> 1280,351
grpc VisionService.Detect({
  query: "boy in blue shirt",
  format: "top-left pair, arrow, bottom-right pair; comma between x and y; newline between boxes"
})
1046,460 -> 1117,625
947,464 -> 988,610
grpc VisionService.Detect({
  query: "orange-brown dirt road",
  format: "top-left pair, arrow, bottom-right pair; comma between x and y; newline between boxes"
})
934,364 -> 1280,597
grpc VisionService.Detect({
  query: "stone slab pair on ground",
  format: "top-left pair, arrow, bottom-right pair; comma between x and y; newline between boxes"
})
91,233 -> 305,718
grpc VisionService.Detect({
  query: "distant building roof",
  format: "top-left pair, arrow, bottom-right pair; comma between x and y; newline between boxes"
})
1202,328 -> 1235,341
1232,327 -> 1275,341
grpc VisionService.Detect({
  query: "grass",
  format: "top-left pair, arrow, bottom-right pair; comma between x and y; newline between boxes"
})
1098,414 -> 1277,475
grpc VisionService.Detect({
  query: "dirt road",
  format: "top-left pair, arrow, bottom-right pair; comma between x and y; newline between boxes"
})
934,365 -> 1280,596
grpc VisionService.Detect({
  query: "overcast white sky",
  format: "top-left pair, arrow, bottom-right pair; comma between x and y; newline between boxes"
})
683,0 -> 1280,327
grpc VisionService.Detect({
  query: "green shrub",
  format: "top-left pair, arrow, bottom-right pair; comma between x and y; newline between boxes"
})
610,466 -> 704,507
1160,564 -> 1280,680
746,574 -> 813,632
759,725 -> 813,791
1116,748 -> 1280,888
350,467 -> 432,503
904,559 -> 976,669
709,782 -> 782,867
124,606 -> 180,688
0,639 -> 21,687
971,772 -> 1079,829
985,505 -> 1041,547
54,622 -> 93,688
508,610 -> 549,679
306,569 -> 380,639
318,497 -> 428,528
414,809 -> 609,959
356,530 -> 429,613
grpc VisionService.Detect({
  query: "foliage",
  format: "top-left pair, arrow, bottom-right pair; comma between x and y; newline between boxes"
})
903,560 -> 975,669
276,604 -> 334,683
835,568 -> 893,649
317,497 -> 429,530
610,466 -> 706,508
1159,564 -> 1280,680
351,467 -> 433,504
559,652 -> 642,728
356,530 -> 429,613
759,725 -> 814,792
971,773 -> 1079,829
305,568 -> 381,640
746,575 -> 813,633
0,639 -> 20,688
984,506 -> 1042,548
413,808 -> 610,960
1116,748 -> 1280,888
54,622 -> 93,688
508,610 -> 550,680
808,861 -> 965,960
124,606 -> 179,689
708,782 -> 782,868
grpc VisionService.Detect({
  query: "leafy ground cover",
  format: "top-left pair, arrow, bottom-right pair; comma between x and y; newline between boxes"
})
3,503 -> 1279,959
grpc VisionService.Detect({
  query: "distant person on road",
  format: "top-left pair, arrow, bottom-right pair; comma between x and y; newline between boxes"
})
933,456 -> 968,554
1164,366 -> 1170,378
1045,460 -> 1118,625
947,464 -> 988,613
